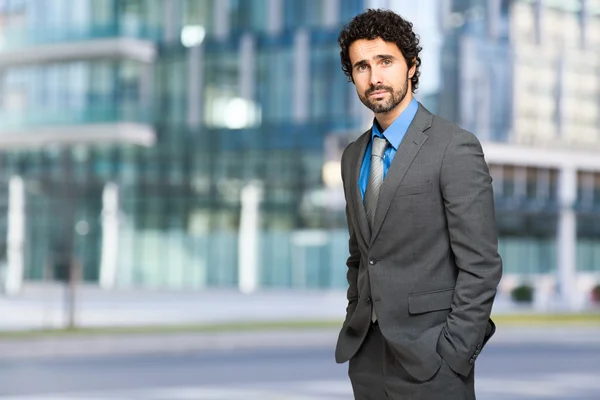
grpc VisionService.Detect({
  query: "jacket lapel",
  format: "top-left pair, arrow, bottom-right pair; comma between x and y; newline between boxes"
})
370,104 -> 432,245
349,130 -> 372,245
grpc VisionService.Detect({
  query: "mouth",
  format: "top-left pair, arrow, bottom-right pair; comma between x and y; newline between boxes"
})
369,90 -> 389,97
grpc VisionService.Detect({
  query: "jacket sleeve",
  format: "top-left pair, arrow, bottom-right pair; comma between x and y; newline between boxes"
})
341,146 -> 360,319
437,129 -> 503,377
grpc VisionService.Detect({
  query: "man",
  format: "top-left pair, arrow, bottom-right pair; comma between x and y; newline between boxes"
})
334,9 -> 503,400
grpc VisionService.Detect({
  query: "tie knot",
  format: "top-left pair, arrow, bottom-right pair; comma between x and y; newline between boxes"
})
372,136 -> 388,158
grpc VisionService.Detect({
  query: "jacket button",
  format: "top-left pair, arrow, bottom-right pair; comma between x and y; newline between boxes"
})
368,258 -> 377,265
366,297 -> 372,304
469,358 -> 475,364
476,344 -> 482,350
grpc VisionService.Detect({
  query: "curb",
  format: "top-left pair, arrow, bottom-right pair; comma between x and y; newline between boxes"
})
3,325 -> 600,361
0,328 -> 340,361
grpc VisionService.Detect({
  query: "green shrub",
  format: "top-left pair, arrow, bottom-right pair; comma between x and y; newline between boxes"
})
511,284 -> 534,303
591,284 -> 600,303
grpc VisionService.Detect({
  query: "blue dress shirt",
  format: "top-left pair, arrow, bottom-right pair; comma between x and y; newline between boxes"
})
359,98 -> 419,200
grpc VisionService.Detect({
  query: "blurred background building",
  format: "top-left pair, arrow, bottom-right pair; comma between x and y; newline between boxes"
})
0,0 -> 598,309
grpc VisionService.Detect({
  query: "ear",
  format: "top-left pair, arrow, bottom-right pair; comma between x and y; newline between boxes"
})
408,58 -> 417,78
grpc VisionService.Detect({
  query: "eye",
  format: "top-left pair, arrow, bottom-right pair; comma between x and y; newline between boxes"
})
356,64 -> 368,71
382,59 -> 392,65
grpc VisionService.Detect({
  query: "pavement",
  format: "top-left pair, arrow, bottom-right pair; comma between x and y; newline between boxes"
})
3,321 -> 600,361
3,334 -> 600,399
0,283 -> 347,331
1,283 -> 599,361
0,282 -> 347,360
0,282 -> 529,332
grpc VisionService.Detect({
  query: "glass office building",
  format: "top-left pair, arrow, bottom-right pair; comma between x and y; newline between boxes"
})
0,0 -> 599,301
0,0 -> 370,289
438,0 -> 600,307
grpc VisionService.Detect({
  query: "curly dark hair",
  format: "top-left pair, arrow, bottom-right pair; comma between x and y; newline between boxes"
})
338,9 -> 422,92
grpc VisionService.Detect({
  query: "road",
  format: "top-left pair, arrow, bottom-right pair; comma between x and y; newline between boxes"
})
1,331 -> 600,399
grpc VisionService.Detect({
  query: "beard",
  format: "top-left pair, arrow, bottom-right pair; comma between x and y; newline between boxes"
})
358,75 -> 409,114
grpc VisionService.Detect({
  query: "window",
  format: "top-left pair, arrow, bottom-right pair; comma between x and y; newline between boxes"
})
526,167 -> 538,200
257,46 -> 293,121
118,0 -> 162,39
182,0 -> 214,36
502,165 -> 515,198
0,0 -> 27,46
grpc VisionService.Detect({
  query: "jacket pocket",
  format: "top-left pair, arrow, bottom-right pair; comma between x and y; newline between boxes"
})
408,288 -> 454,315
395,181 -> 432,198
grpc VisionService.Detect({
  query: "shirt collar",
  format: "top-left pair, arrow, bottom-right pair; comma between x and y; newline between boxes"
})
371,98 -> 419,150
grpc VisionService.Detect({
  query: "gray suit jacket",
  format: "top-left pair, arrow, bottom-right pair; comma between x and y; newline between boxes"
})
334,103 -> 503,382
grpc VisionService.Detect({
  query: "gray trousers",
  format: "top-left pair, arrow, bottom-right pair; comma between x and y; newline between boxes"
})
348,323 -> 475,400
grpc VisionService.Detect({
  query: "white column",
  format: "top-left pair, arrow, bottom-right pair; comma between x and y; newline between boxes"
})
140,62 -> 154,120
534,0 -> 544,45
4,176 -> 25,295
581,0 -> 589,49
293,29 -> 310,123
439,0 -> 453,32
487,0 -> 501,39
322,0 -> 340,28
556,166 -> 578,310
214,0 -> 230,40
163,0 -> 177,43
99,182 -> 120,290
239,33 -> 255,102
475,71 -> 492,141
556,54 -> 566,138
187,44 -> 204,128
267,0 -> 283,34
459,36 -> 477,133
238,181 -> 263,294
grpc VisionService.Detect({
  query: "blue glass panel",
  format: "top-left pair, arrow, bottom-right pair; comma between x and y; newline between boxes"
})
339,0 -> 365,23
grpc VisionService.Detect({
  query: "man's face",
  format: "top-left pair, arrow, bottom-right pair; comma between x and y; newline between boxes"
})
348,38 -> 415,115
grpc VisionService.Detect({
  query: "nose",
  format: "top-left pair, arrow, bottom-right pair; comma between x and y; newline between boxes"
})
369,67 -> 383,87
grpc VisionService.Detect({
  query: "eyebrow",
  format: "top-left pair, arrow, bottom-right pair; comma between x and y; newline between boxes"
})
353,54 -> 397,68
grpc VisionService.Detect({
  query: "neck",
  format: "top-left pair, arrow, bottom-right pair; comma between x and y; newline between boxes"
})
375,92 -> 414,131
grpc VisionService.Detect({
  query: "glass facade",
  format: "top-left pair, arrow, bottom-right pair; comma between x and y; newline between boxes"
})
576,171 -> 600,272
0,0 -> 364,289
0,0 -> 599,291
439,0 -> 600,281
0,59 -> 148,128
490,164 -> 559,275
0,0 -> 164,48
